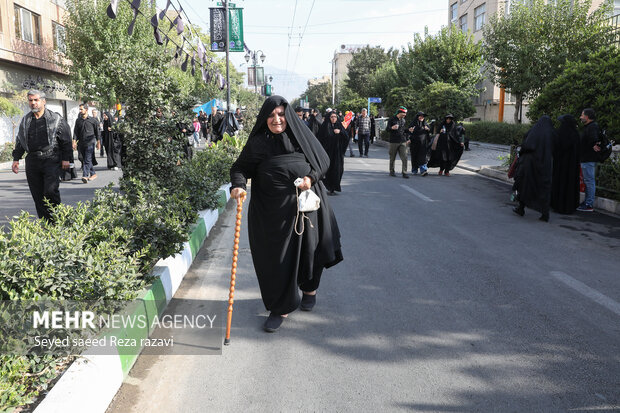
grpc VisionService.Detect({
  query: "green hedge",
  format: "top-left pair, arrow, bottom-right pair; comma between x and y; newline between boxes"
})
463,121 -> 531,146
0,139 -> 242,411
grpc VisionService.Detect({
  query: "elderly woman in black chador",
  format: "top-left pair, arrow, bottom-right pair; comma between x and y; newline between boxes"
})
512,115 -> 555,222
551,114 -> 580,214
428,114 -> 464,176
230,96 -> 343,333
102,112 -> 122,170
407,111 -> 431,176
317,110 -> 350,195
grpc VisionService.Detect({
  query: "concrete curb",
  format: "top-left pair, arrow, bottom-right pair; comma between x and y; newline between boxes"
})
33,184 -> 232,413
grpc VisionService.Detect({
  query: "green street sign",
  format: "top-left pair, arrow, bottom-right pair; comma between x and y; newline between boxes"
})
217,2 -> 236,6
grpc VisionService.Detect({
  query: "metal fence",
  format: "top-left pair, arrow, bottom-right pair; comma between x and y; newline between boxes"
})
606,13 -> 620,46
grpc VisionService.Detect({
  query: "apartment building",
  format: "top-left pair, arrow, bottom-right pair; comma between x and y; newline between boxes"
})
0,0 -> 79,144
448,0 -> 614,123
331,44 -> 366,105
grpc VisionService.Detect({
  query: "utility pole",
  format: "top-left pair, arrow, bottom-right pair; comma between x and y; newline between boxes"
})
225,0 -> 230,114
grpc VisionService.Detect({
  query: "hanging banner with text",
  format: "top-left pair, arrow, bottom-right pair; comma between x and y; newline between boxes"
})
210,8 -> 244,52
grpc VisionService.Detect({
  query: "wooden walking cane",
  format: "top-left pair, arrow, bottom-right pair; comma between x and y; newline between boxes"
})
224,195 -> 245,345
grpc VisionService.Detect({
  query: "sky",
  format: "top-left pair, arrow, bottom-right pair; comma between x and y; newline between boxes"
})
157,0 -> 447,101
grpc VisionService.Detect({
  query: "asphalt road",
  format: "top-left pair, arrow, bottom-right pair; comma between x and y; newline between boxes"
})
103,143 -> 618,412
0,152 -> 122,229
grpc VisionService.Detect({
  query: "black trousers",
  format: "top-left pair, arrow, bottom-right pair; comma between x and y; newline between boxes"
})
25,155 -> 61,221
358,132 -> 370,156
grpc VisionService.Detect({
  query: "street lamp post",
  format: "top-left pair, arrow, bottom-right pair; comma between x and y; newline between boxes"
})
244,50 -> 266,100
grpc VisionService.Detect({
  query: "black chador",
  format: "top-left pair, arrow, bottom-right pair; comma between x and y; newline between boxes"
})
317,111 -> 349,194
513,116 -> 555,220
551,115 -> 580,214
428,115 -> 463,172
230,96 -> 343,315
408,113 -> 431,169
103,112 -> 122,169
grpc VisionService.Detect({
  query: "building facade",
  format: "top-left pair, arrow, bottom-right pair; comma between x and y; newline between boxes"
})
0,0 -> 79,145
448,0 -> 613,123
331,44 -> 366,105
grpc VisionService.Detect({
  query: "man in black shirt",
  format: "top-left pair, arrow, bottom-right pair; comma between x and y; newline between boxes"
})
577,108 -> 601,212
11,89 -> 72,221
73,103 -> 101,183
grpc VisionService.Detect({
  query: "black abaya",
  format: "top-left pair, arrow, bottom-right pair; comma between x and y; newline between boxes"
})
408,119 -> 430,168
428,121 -> 463,171
513,116 -> 555,213
317,112 -> 349,193
551,115 -> 580,214
230,96 -> 343,315
103,112 -> 121,169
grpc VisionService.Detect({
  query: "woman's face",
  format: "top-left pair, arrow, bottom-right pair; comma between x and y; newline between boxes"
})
103,113 -> 109,121
267,105 -> 287,134
330,114 -> 338,124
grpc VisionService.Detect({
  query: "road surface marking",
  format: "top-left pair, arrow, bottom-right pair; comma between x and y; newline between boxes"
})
550,271 -> 620,317
399,184 -> 434,202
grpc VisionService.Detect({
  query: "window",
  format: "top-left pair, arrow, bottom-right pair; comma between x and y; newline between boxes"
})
614,0 -> 620,16
14,5 -> 41,44
474,3 -> 486,31
460,14 -> 468,33
450,3 -> 458,23
52,22 -> 66,53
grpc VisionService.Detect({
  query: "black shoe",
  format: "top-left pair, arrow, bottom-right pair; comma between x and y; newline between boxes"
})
390,171 -> 396,177
263,313 -> 284,332
300,294 -> 316,311
402,173 -> 409,179
539,213 -> 549,222
512,206 -> 525,217
350,153 -> 355,157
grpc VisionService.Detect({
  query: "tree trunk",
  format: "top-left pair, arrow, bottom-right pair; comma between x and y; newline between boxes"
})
514,94 -> 523,124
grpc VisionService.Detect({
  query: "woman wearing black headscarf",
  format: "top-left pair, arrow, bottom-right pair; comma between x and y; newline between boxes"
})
230,96 -> 343,332
407,111 -> 431,176
427,114 -> 464,176
512,115 -> 555,221
307,109 -> 322,137
551,115 -> 580,214
103,112 -> 122,170
317,110 -> 350,194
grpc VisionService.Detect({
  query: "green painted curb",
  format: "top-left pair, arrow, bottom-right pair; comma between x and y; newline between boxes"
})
189,218 -> 207,259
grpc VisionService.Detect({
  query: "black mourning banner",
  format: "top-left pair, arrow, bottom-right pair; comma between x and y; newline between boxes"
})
210,8 -> 226,52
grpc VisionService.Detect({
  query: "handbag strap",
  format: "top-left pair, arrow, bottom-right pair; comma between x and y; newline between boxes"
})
294,186 -> 314,236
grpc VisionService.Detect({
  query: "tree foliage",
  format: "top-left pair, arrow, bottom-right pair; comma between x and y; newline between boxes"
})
416,82 -> 475,125
304,80 -> 333,113
482,0 -> 613,122
527,46 -> 620,138
396,26 -> 484,98
344,46 -> 393,98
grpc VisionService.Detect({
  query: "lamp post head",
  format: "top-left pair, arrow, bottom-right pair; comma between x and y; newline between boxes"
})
260,53 -> 266,63
244,53 -> 250,63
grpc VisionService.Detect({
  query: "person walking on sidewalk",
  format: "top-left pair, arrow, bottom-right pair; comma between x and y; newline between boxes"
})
11,89 -> 72,221
407,111 -> 430,176
356,108 -> 371,157
388,106 -> 409,178
230,95 -> 343,333
512,116 -> 554,222
73,103 -> 101,183
577,108 -> 601,212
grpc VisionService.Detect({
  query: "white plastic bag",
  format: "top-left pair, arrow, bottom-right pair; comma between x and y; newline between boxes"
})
294,178 -> 320,212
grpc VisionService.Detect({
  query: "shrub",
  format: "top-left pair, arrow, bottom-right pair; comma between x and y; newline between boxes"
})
183,137 -> 242,212
416,81 -> 476,123
463,121 -> 531,146
597,155 -> 620,202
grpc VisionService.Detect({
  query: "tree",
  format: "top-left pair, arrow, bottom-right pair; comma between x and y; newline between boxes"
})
344,46 -> 393,98
304,81 -> 333,113
396,26 -> 484,98
0,91 -> 23,142
483,0 -> 613,123
527,46 -> 620,138
416,82 -> 475,125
